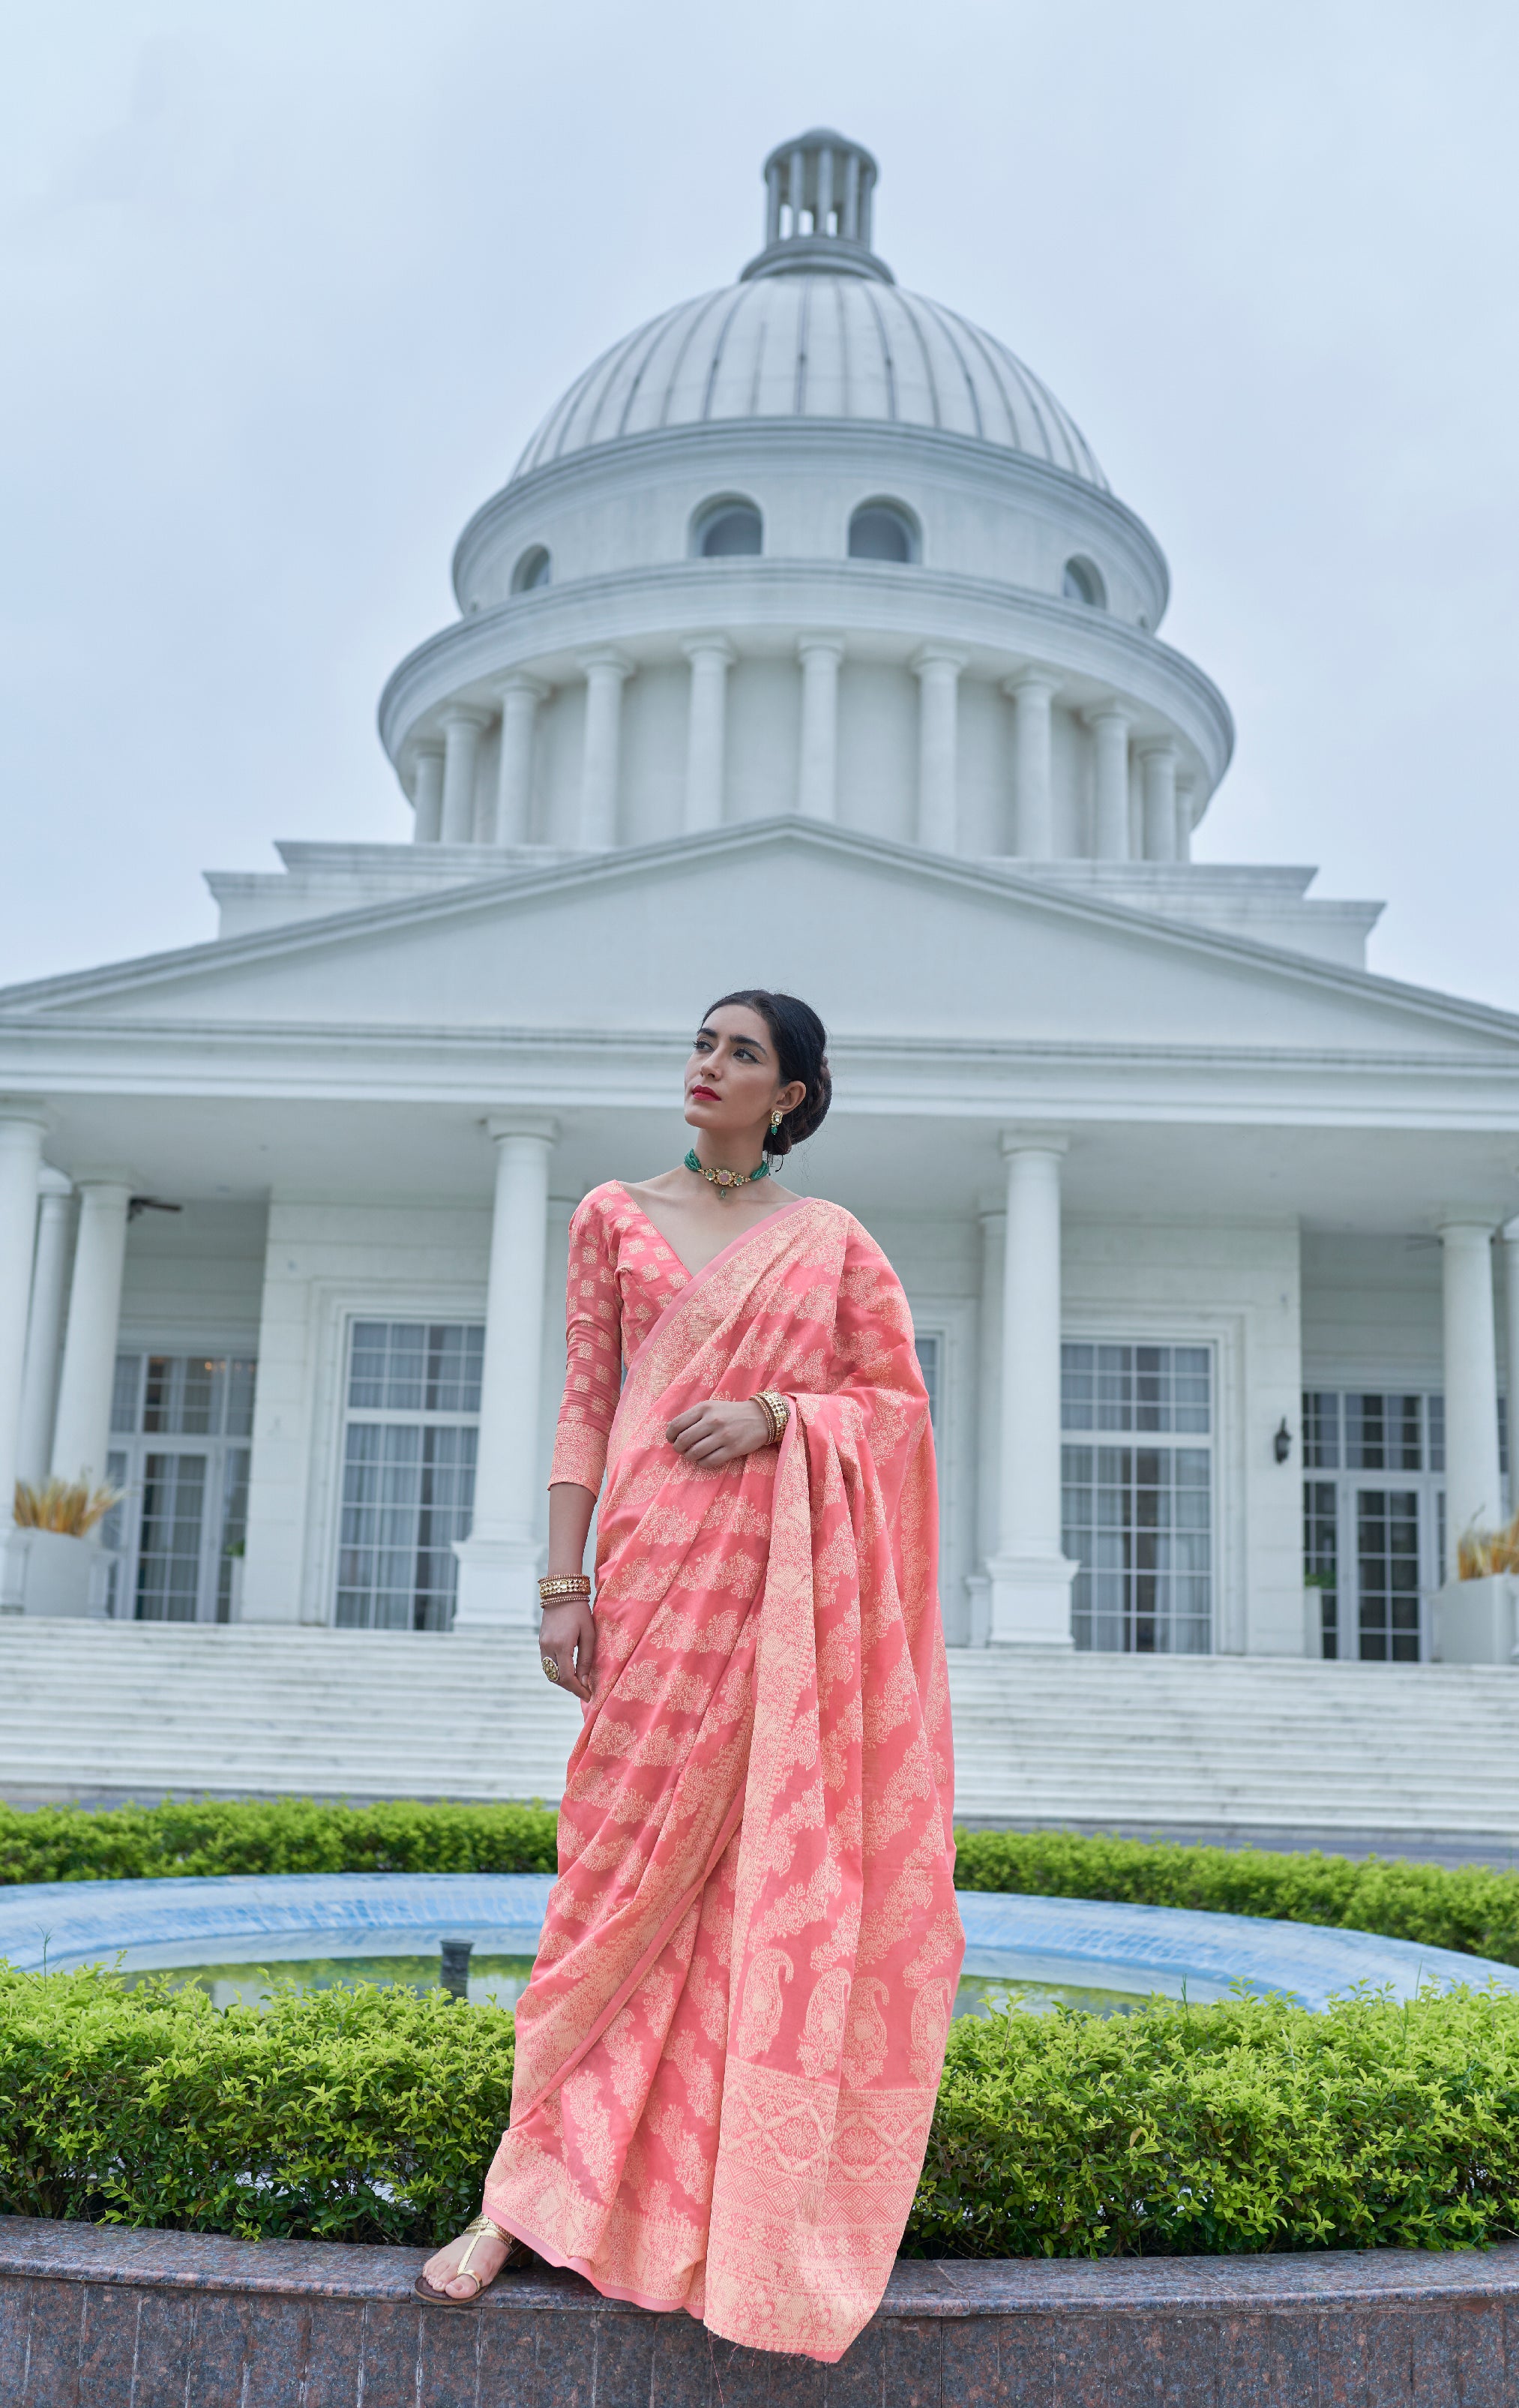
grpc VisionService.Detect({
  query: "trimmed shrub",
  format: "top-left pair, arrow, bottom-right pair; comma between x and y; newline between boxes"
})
0,1798 -> 559,1888
909,1983 -> 1519,2258
7,1963 -> 1519,2257
0,1962 -> 514,2247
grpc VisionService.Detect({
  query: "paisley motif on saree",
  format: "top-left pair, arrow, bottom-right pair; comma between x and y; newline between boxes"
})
483,1189 -> 963,2364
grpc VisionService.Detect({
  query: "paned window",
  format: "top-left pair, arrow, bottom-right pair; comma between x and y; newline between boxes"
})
914,1333 -> 940,1430
1061,1343 -> 1213,1654
334,1321 -> 482,1632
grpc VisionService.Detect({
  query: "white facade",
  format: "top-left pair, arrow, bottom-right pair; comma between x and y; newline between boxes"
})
3,130 -> 1518,1687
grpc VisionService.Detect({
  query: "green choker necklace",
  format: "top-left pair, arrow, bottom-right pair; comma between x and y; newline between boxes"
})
684,1146 -> 772,1197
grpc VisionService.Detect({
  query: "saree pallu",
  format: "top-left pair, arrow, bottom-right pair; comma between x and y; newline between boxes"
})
483,1195 -> 963,2362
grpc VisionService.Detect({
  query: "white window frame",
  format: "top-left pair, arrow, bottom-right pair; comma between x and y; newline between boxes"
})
105,1336 -> 259,1624
1059,1319 -> 1234,1657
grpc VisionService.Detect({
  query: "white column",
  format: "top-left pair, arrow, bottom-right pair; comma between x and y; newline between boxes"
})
985,1132 -> 1076,1647
1084,703 -> 1131,862
0,1110 -> 47,1534
453,1114 -> 559,1630
16,1170 -> 73,1487
1440,1217 -> 1503,1546
439,708 -> 488,845
494,677 -> 547,849
1174,774 -> 1197,865
912,648 -> 965,852
50,1177 -> 133,1492
410,744 -> 445,845
1505,1218 -> 1519,1515
577,652 -> 633,850
1005,672 -> 1057,859
1139,739 -> 1179,862
682,637 -> 734,834
796,638 -> 844,820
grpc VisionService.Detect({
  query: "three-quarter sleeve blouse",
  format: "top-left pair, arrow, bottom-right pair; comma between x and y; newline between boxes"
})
549,1183 -> 691,1493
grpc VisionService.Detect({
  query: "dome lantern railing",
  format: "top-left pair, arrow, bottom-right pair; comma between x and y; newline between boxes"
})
742,129 -> 893,285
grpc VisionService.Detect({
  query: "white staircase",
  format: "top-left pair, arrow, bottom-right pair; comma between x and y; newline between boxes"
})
1,1622 -> 1516,1841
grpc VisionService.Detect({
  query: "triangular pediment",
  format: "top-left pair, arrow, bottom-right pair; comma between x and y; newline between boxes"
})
3,820 -> 1517,1063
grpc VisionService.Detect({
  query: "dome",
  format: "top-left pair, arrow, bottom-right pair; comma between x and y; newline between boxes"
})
510,132 -> 1104,491
511,280 -> 1107,490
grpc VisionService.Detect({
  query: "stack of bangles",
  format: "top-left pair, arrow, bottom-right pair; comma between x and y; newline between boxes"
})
755,1390 -> 790,1445
538,1573 -> 590,1684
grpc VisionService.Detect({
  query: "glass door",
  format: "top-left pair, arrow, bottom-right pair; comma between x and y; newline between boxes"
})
104,1353 -> 256,1623
1353,1485 -> 1423,1662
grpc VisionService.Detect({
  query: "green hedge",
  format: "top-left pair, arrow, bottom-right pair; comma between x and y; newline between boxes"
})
0,1799 -> 560,1887
5,1801 -> 1518,1968
0,1963 -> 514,2246
909,1984 -> 1519,2257
6,1963 -> 1519,2257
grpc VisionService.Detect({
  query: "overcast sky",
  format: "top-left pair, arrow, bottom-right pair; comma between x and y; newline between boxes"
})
4,0 -> 1517,1009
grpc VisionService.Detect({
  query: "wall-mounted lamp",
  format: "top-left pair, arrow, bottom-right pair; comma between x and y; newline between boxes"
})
1273,1418 -> 1292,1465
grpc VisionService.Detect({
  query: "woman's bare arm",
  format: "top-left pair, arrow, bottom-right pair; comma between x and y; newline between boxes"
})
538,1480 -> 598,1699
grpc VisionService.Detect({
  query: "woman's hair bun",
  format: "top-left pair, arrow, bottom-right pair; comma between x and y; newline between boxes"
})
703,990 -> 831,1158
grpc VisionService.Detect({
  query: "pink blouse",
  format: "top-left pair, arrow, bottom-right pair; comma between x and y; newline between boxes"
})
549,1183 -> 689,1492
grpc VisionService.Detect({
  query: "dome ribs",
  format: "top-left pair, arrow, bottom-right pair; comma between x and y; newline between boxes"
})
915,294 -> 989,442
857,278 -> 900,423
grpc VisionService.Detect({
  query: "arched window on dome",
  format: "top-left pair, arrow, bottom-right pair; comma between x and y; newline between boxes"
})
691,499 -> 763,558
1062,556 -> 1106,608
511,545 -> 552,594
848,501 -> 919,564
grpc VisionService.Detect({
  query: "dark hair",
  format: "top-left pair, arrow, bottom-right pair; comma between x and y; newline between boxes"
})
703,989 -> 831,1157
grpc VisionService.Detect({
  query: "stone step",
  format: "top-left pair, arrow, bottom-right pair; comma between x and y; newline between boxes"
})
4,1622 -> 1518,1836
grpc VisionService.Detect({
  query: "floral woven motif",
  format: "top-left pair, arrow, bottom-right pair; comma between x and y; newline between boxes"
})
484,1186 -> 962,2362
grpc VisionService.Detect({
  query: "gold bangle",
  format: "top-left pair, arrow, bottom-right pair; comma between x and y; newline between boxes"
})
756,1390 -> 789,1445
538,1574 -> 591,1601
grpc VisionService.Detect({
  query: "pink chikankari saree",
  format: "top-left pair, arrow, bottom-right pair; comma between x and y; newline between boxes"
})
482,1184 -> 963,2362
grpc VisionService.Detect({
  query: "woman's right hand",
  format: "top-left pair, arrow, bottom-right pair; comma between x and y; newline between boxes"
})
538,1596 -> 596,1701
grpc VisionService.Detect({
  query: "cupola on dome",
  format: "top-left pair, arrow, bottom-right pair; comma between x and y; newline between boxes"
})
511,130 -> 1106,490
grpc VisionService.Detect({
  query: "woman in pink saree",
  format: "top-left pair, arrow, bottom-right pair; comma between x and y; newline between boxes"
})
420,991 -> 963,2363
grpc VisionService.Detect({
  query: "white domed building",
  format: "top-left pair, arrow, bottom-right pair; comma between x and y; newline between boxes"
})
3,133 -> 1519,1828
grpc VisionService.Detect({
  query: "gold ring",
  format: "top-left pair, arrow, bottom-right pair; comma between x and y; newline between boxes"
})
541,1654 -> 561,1683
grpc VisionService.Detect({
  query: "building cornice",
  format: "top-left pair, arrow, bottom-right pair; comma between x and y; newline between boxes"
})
378,563 -> 1233,785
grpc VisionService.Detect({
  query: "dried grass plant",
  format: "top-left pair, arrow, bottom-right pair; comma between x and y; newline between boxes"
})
1457,1510 -> 1519,1580
12,1477 -> 124,1537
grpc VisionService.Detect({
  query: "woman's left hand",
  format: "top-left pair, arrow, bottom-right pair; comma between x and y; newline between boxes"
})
666,1396 -> 775,1465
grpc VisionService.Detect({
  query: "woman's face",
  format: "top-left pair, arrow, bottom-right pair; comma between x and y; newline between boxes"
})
684,1006 -> 806,1144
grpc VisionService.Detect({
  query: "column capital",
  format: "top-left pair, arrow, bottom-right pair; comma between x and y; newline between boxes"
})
484,1112 -> 559,1147
1082,697 -> 1132,730
577,649 -> 634,682
1437,1211 -> 1502,1237
1135,733 -> 1179,761
37,1166 -> 72,1198
0,1102 -> 49,1136
1503,1216 -> 1519,1244
496,673 -> 550,705
409,736 -> 445,760
797,634 -> 846,665
682,634 -> 736,667
910,645 -> 967,677
439,702 -> 491,730
70,1168 -> 136,1193
999,1127 -> 1069,1160
1003,667 -> 1059,700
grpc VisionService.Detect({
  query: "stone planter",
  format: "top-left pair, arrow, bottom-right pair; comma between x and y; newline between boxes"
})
7,1528 -> 115,1619
1432,1573 -> 1518,1664
4,2215 -> 1519,2406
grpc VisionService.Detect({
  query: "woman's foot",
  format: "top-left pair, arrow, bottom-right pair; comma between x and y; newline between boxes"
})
420,2222 -> 515,2302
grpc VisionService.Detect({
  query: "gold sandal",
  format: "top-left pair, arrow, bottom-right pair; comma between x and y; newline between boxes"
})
413,2212 -> 524,2309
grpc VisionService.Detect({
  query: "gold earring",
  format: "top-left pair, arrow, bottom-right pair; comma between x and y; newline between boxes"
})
770,1111 -> 783,1132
